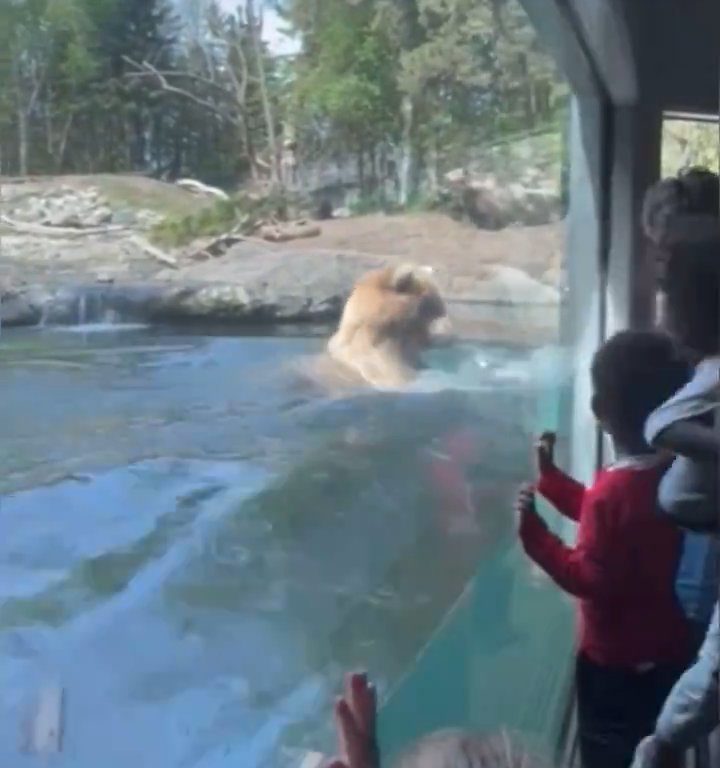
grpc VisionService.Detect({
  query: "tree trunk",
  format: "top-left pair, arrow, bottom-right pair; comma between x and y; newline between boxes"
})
133,110 -> 146,170
426,131 -> 439,198
399,94 -> 418,206
45,98 -> 54,158
247,0 -> 280,187
17,108 -> 28,176
357,149 -> 365,196
55,113 -> 74,172
368,144 -> 378,196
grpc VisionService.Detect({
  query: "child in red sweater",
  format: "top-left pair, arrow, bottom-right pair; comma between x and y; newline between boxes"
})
516,331 -> 694,768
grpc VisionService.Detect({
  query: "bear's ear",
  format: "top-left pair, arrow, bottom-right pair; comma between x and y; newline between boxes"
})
391,263 -> 419,292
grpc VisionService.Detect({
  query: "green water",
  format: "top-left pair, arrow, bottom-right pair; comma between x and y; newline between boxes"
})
0,324 -> 573,767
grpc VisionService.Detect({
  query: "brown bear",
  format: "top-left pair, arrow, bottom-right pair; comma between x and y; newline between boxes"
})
326,263 -> 452,388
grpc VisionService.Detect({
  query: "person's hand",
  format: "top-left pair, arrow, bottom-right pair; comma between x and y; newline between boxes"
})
326,672 -> 379,768
515,484 -> 547,543
534,432 -> 556,479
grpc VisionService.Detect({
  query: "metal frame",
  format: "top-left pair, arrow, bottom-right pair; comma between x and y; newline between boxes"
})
515,2 -> 673,765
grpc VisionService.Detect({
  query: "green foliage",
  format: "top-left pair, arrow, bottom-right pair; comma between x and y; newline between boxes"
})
150,199 -> 242,247
349,191 -> 403,216
149,190 -> 294,247
292,0 -> 399,155
0,0 -> 572,205
662,120 -> 720,178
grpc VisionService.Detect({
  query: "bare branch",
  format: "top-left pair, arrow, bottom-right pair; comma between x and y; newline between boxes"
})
122,57 -> 240,97
121,57 -> 240,125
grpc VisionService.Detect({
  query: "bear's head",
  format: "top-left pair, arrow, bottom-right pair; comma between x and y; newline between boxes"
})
388,263 -> 452,344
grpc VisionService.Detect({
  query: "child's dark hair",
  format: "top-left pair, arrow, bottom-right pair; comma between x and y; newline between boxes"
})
591,331 -> 690,435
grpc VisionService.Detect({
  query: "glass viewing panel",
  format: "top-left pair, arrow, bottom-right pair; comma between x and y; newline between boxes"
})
0,0 -> 594,766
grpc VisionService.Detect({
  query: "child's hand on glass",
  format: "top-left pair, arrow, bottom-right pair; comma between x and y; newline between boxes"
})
534,431 -> 556,479
326,672 -> 379,768
515,484 -> 547,543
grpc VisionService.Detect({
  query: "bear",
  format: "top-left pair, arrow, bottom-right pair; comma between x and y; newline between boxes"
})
326,262 -> 453,388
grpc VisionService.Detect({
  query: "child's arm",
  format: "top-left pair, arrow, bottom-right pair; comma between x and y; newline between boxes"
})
534,433 -> 585,522
645,367 -> 719,460
654,416 -> 719,532
516,486 -> 616,599
654,419 -> 719,461
536,469 -> 586,522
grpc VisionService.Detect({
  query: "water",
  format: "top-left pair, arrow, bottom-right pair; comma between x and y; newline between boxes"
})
0,324 -> 567,767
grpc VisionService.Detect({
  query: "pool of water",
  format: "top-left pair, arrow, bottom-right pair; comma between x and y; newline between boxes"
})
0,324 -> 565,767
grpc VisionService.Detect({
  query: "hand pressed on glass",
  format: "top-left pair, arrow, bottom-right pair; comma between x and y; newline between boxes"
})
534,431 -> 557,478
326,672 -> 379,768
515,484 -> 548,543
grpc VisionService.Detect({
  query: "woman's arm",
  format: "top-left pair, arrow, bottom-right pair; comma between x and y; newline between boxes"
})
655,420 -> 720,461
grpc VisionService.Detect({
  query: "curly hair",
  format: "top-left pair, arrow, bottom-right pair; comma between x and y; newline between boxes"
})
642,167 -> 719,247
642,167 -> 720,356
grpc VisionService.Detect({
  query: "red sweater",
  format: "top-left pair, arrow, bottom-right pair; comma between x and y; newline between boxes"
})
521,459 -> 692,668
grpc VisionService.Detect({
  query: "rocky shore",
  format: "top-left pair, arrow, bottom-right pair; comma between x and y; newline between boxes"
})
1,176 -> 562,339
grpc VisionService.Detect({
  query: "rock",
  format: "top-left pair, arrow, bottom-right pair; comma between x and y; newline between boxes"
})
439,170 -> 560,229
85,206 -> 114,227
444,168 -> 467,186
44,211 -> 81,228
113,209 -> 138,226
136,210 -> 164,229
473,264 -> 560,305
1,289 -> 43,326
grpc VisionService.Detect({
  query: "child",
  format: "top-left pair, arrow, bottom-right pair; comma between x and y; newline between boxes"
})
516,331 -> 694,768
326,672 -> 547,768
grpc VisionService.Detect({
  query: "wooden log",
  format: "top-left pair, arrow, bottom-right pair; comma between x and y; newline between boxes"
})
175,178 -> 230,201
129,235 -> 179,268
24,684 -> 64,755
259,221 -> 321,243
0,215 -> 128,238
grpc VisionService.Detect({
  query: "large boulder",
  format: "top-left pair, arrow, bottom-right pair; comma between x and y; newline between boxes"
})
440,169 -> 560,230
471,264 -> 560,305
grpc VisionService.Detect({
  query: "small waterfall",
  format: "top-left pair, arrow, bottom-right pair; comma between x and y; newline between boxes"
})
77,293 -> 87,326
38,304 -> 49,328
103,308 -> 120,325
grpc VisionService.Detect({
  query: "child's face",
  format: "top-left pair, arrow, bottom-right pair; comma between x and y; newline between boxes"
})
590,392 -> 610,433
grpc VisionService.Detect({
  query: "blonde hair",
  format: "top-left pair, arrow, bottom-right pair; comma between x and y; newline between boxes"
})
392,730 -> 546,768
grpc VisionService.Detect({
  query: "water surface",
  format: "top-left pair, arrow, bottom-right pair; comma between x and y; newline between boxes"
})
0,325 -> 561,766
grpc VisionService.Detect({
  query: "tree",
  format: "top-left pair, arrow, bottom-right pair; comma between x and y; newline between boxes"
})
43,0 -> 98,169
124,1 -> 284,185
3,0 -> 52,175
288,0 -> 399,193
284,0 -> 566,205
